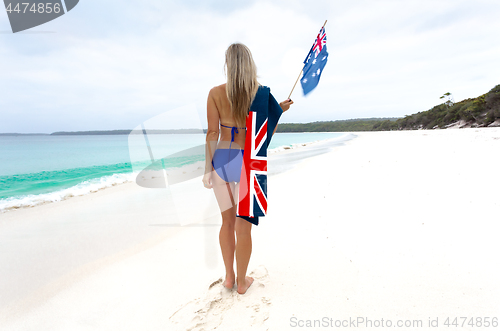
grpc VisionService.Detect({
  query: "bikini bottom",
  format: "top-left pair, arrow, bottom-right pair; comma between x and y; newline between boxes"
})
212,148 -> 244,183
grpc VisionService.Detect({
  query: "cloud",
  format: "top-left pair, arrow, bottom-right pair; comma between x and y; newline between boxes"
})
1,0 -> 499,132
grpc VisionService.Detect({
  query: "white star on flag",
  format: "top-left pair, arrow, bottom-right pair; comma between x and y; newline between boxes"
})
299,24 -> 328,96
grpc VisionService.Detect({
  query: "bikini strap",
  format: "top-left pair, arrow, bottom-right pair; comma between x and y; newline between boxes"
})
220,124 -> 246,150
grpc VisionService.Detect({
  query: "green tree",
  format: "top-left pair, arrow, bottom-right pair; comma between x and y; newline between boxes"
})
440,92 -> 455,108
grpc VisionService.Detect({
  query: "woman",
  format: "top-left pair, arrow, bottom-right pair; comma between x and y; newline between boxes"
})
202,43 -> 293,294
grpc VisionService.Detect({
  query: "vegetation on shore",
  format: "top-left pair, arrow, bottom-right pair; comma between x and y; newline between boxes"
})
275,118 -> 399,133
395,84 -> 500,130
278,84 -> 500,132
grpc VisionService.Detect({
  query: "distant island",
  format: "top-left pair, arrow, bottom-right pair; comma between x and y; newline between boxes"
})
0,129 -> 204,136
50,129 -> 204,135
0,133 -> 50,136
2,84 -> 498,136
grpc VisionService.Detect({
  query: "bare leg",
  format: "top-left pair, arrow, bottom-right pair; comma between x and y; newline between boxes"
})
219,203 -> 236,289
235,217 -> 254,294
211,169 -> 253,293
212,175 -> 237,289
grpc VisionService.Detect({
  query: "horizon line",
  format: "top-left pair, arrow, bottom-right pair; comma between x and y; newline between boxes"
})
0,117 -> 404,135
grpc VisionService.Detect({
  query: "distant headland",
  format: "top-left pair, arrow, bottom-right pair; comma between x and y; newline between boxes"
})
2,83 -> 499,136
276,83 -> 500,132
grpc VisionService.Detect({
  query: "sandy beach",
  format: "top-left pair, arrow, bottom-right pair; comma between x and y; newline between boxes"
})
1,128 -> 499,330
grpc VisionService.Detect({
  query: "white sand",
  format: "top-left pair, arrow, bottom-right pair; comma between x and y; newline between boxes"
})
1,128 -> 499,330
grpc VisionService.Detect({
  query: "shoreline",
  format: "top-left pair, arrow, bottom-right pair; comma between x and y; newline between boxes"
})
0,132 -> 355,320
0,133 -> 352,214
0,128 -> 499,330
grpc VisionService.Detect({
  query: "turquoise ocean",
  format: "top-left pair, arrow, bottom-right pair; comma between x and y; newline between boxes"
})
0,132 -> 344,212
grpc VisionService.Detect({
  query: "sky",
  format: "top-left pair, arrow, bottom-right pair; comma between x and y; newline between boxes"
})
1,0 -> 500,133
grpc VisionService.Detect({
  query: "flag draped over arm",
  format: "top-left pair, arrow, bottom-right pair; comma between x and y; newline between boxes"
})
237,86 -> 283,226
301,26 -> 329,95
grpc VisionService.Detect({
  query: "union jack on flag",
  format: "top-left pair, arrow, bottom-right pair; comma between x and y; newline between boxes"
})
237,111 -> 268,219
304,26 -> 327,63
237,86 -> 282,225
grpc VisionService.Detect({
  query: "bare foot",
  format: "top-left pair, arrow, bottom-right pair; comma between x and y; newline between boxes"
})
237,276 -> 254,294
224,277 -> 235,289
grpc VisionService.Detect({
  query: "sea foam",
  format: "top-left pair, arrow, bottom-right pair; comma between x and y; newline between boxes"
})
0,171 -> 137,213
1,133 -> 352,213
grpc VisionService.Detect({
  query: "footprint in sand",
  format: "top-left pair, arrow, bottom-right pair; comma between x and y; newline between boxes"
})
169,265 -> 271,330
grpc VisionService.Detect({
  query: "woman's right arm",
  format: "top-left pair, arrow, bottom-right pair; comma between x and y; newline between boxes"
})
203,88 -> 220,189
272,98 -> 294,135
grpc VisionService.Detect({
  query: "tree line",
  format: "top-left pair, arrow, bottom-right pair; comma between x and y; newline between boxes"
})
277,84 -> 500,132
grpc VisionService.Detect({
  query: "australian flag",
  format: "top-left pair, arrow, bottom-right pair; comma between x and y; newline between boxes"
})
301,27 -> 328,95
237,86 -> 283,226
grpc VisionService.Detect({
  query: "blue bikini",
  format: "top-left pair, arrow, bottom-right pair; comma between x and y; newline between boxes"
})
212,124 -> 245,182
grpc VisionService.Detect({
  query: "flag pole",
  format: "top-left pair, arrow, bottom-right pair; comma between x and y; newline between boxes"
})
287,20 -> 328,100
287,70 -> 303,100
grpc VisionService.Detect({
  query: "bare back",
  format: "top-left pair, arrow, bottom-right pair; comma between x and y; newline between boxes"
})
208,84 -> 246,150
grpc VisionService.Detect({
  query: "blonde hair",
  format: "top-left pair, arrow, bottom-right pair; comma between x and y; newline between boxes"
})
225,43 -> 259,128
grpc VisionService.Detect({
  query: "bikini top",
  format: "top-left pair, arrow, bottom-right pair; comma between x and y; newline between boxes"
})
220,124 -> 246,150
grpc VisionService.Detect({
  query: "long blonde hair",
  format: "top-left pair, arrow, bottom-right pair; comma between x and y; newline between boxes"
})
225,43 -> 259,128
